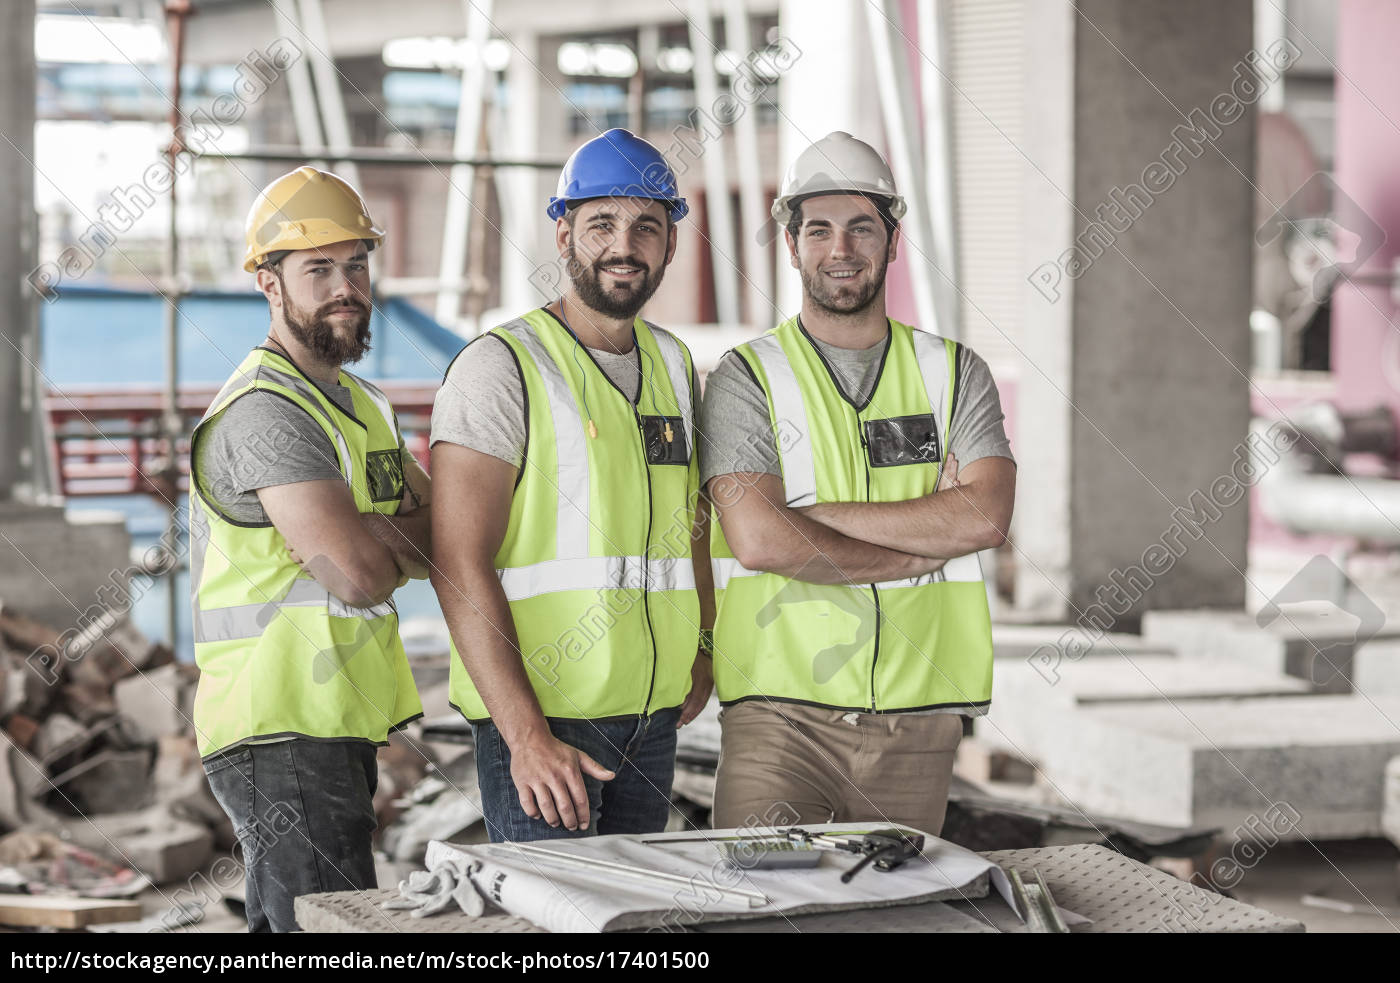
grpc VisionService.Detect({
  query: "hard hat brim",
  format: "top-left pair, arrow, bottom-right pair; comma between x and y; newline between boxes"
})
242,219 -> 385,272
771,190 -> 907,227
547,194 -> 688,223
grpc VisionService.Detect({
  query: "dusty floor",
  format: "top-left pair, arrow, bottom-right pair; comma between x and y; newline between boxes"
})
1227,838 -> 1400,933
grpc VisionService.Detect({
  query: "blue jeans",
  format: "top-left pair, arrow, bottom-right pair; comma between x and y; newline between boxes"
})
203,740 -> 379,933
472,707 -> 680,842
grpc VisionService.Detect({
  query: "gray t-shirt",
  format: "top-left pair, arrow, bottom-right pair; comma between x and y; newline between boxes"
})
699,330 -> 1014,485
195,381 -> 366,524
430,328 -> 696,466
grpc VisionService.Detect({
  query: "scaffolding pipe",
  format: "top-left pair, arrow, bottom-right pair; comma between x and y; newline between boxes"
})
0,0 -> 38,502
191,148 -> 565,168
162,0 -> 192,655
435,0 -> 494,329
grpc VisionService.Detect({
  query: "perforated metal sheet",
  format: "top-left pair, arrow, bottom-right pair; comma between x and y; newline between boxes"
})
951,845 -> 1305,933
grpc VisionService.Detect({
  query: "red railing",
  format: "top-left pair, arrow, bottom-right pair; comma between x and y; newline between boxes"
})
46,384 -> 437,498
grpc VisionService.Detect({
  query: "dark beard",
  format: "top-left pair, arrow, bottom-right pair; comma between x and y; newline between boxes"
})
800,257 -> 890,318
282,296 -> 372,365
566,245 -> 666,320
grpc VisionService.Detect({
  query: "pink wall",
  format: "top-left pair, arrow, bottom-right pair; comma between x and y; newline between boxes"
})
1334,1 -> 1400,419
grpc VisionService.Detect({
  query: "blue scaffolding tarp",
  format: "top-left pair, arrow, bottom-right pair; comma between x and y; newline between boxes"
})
40,284 -> 465,386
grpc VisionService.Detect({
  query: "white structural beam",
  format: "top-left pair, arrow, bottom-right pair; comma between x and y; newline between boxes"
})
864,0 -> 943,337
917,0 -> 961,341
688,0 -> 742,326
270,0 -> 327,164
499,30 -> 543,315
723,0 -> 774,328
773,0 -> 880,316
297,0 -> 360,189
435,0 -> 494,330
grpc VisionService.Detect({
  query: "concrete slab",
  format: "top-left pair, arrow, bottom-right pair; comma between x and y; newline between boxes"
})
1355,639 -> 1400,698
986,693 -> 1400,837
1382,756 -> 1400,848
990,623 -> 1176,664
1000,655 -> 1314,707
1143,608 -> 1400,694
979,656 -> 1313,770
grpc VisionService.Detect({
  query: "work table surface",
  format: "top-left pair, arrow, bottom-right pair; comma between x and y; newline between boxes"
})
294,843 -> 1304,933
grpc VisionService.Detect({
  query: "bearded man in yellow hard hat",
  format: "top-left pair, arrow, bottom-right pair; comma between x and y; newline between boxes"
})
190,166 -> 431,932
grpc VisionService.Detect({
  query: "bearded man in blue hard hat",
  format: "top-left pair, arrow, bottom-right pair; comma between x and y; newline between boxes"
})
429,129 -> 713,841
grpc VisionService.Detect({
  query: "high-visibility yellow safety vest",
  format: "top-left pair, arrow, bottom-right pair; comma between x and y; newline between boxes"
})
711,317 -> 993,713
447,310 -> 701,722
189,347 -> 422,759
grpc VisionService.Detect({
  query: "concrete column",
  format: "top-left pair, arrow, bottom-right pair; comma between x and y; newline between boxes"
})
0,2 -> 131,632
1014,0 -> 1255,624
0,0 -> 37,502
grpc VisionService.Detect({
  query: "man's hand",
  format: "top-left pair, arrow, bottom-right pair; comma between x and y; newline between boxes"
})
363,512 -> 431,580
938,452 -> 960,491
677,654 -> 714,727
510,731 -> 615,831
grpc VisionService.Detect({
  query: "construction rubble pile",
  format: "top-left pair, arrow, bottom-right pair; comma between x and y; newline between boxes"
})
0,604 -> 486,916
0,604 -> 220,899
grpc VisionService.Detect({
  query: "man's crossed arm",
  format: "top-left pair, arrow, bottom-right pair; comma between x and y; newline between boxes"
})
257,449 -> 435,608
708,453 -> 1014,584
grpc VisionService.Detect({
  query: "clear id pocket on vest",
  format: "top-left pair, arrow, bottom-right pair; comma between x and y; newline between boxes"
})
365,448 -> 406,502
863,414 -> 941,468
640,414 -> 690,465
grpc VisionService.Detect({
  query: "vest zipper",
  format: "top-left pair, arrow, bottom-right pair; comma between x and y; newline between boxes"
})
859,417 -> 881,713
634,407 -> 660,718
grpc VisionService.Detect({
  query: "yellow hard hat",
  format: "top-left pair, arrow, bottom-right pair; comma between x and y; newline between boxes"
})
242,166 -> 385,272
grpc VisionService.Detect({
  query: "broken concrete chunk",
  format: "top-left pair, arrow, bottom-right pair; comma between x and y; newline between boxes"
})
48,748 -> 152,815
1383,756 -> 1400,850
3,713 -> 39,753
113,664 -> 188,743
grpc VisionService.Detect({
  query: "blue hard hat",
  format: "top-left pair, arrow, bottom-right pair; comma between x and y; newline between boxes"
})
547,128 -> 689,222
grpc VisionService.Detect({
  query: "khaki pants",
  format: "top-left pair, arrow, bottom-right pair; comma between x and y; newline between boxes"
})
711,701 -> 964,835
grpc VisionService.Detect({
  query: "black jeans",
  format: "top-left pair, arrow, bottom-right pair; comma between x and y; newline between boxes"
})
203,739 -> 379,932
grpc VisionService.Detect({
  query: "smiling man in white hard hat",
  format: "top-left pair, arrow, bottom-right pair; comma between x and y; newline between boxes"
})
700,132 -> 1016,834
191,166 -> 431,931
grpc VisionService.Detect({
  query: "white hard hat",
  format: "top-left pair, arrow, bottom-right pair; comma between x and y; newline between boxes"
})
771,131 -> 907,225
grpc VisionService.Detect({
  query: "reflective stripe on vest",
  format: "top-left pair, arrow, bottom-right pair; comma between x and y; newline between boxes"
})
500,320 -> 592,559
497,555 -> 698,602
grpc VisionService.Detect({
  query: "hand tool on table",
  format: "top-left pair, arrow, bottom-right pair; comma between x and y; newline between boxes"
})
647,827 -> 926,882
1007,867 -> 1069,933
